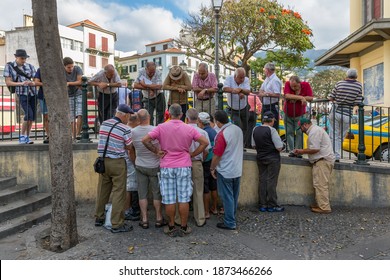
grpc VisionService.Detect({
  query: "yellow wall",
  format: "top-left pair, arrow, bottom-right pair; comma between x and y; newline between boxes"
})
350,0 -> 363,33
1,146 -> 390,207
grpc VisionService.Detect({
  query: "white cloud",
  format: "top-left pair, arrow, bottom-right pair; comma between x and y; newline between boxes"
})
172,0 -> 210,14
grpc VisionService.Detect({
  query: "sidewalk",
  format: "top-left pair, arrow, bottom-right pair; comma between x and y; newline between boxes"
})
0,202 -> 390,260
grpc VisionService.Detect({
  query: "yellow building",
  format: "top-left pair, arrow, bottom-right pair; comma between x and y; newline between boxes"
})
316,0 -> 390,106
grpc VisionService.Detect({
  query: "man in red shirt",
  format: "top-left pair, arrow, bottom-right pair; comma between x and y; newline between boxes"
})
283,76 -> 313,156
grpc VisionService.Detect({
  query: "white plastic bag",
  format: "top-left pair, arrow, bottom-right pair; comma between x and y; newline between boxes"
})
103,203 -> 112,230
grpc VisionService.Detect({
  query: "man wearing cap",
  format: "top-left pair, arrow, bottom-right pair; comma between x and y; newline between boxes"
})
142,104 -> 208,237
163,65 -> 192,121
192,63 -> 218,116
283,76 -> 313,155
210,110 -> 244,230
4,49 -> 37,144
257,62 -> 282,131
89,64 -> 122,124
134,62 -> 165,125
328,68 -> 363,162
252,111 -> 284,212
223,67 -> 250,143
94,104 -> 135,233
293,117 -> 335,214
198,112 -> 218,218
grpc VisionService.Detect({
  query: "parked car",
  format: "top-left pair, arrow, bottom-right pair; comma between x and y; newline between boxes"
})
342,115 -> 389,161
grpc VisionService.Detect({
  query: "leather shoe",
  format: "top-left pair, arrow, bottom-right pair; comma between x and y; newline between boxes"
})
311,207 -> 331,214
216,222 -> 236,230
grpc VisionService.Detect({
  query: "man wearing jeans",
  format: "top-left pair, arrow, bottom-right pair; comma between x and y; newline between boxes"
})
223,67 -> 250,144
210,110 -> 243,230
328,68 -> 363,161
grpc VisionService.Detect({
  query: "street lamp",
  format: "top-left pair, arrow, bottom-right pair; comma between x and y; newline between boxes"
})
179,60 -> 187,71
212,0 -> 223,83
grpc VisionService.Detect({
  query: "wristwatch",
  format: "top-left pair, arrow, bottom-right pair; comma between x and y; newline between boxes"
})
107,83 -> 110,87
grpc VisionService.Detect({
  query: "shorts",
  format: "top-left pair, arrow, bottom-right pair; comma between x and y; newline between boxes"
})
19,94 -> 36,121
135,165 -> 161,200
39,98 -> 48,115
126,158 -> 137,192
203,160 -> 217,193
69,94 -> 82,121
159,167 -> 192,204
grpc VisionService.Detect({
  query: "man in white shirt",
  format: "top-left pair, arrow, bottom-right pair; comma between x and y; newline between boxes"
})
223,67 -> 250,143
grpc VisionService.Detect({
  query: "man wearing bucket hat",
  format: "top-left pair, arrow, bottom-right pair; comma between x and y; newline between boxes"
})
251,111 -> 284,212
162,65 -> 192,121
292,117 -> 335,214
4,49 -> 37,144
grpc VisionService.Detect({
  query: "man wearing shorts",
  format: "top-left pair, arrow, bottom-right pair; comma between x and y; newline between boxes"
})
142,104 -> 208,237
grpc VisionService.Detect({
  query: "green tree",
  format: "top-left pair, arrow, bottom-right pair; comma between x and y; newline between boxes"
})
308,68 -> 346,98
177,0 -> 314,75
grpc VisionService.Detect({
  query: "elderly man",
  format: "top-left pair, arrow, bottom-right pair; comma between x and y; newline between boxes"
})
4,49 -> 36,144
89,64 -> 122,124
328,68 -> 363,162
192,62 -> 218,116
293,117 -> 335,214
258,62 -> 282,131
186,108 -> 210,227
283,75 -> 313,155
134,62 -> 165,125
223,67 -> 250,143
94,104 -> 135,233
163,66 -> 192,121
142,104 -> 208,237
210,110 -> 243,230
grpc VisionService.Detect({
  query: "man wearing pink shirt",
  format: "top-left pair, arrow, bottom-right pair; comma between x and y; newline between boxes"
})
245,92 -> 262,148
142,104 -> 208,237
192,63 -> 218,116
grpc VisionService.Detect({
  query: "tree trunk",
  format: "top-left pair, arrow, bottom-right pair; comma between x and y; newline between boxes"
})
32,0 -> 78,251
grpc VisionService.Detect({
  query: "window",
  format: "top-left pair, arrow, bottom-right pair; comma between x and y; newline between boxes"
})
130,65 -> 137,73
74,40 -> 83,52
153,57 -> 162,66
171,56 -> 178,66
122,66 -> 129,75
60,37 -> 72,50
102,37 -> 108,52
89,33 -> 96,49
151,46 -> 156,52
141,59 -> 148,68
89,55 -> 96,67
163,44 -> 168,50
102,58 -> 108,68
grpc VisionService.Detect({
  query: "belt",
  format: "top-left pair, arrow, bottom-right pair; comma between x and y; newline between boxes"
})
313,158 -> 325,164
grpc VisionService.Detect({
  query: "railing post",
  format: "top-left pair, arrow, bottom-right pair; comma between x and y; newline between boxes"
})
217,82 -> 224,111
79,76 -> 91,143
354,101 -> 369,165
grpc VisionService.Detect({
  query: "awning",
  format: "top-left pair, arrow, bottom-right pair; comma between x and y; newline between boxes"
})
315,19 -> 390,67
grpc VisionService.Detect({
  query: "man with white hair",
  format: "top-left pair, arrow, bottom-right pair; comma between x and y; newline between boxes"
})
223,67 -> 250,143
328,68 -> 363,162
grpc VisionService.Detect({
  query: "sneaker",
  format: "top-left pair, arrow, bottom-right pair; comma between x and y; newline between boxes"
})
216,222 -> 236,230
19,135 -> 26,144
25,136 -> 34,144
76,134 -> 82,140
164,226 -> 178,237
178,225 -> 192,237
95,218 -> 105,227
259,207 -> 268,212
311,207 -> 331,214
43,137 -> 49,144
111,223 -> 133,233
267,206 -> 285,212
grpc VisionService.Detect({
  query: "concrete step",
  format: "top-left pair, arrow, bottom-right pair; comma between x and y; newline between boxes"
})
0,193 -> 52,221
0,205 -> 51,240
0,177 -> 17,191
0,184 -> 38,205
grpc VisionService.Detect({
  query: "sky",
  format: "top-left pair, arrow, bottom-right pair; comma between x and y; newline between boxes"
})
0,0 -> 350,53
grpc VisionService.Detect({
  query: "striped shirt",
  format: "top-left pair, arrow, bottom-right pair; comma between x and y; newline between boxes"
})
97,117 -> 132,158
3,61 -> 36,96
328,79 -> 363,116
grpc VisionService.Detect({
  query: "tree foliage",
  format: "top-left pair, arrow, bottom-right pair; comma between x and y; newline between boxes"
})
308,68 -> 347,99
177,0 -> 314,74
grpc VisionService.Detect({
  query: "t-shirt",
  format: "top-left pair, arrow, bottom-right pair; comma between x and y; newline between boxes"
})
34,68 -> 44,100
188,123 -> 210,161
131,125 -> 160,168
283,81 -> 313,117
65,65 -> 83,97
223,75 -> 250,110
148,120 -> 201,168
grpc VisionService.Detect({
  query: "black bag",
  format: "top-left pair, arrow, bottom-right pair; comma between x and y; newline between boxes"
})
93,121 -> 120,174
94,157 -> 105,173
6,62 -> 32,94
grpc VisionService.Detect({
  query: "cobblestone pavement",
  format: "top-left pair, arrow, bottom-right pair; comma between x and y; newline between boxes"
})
1,202 -> 390,260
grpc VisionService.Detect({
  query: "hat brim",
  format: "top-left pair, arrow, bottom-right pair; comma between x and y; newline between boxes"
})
169,73 -> 183,80
15,54 -> 29,58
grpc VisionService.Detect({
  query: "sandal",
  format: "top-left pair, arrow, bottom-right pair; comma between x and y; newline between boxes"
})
139,220 -> 149,229
219,207 -> 225,215
155,219 -> 168,228
210,208 -> 218,215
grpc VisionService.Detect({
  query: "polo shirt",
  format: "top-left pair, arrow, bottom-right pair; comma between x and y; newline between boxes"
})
306,124 -> 335,164
192,72 -> 218,100
89,69 -> 121,94
223,75 -> 250,110
260,73 -> 282,105
283,81 -> 313,117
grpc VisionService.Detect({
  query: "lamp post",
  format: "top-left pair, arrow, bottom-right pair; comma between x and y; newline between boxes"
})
212,0 -> 223,83
179,60 -> 187,71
